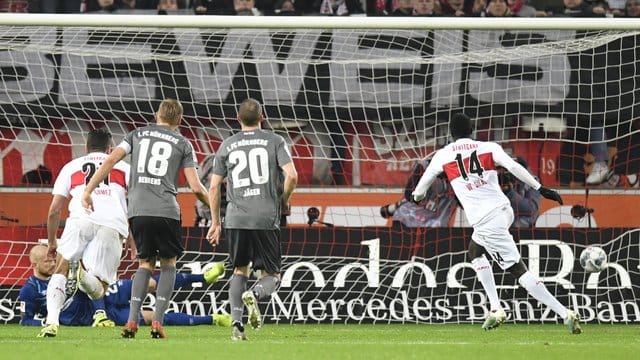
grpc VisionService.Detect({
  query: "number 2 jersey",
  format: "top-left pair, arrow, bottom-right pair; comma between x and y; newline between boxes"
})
119,124 -> 198,221
53,152 -> 130,237
413,138 -> 541,226
212,129 -> 293,230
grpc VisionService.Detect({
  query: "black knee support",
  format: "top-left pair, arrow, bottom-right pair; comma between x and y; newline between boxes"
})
506,260 -> 528,279
468,240 -> 487,260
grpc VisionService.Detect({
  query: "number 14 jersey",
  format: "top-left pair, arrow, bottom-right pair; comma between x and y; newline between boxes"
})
419,138 -> 540,226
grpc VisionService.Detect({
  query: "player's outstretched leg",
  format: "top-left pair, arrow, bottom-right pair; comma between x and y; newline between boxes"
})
242,290 -> 262,330
121,320 -> 138,338
37,324 -> 58,338
565,310 -> 582,334
204,262 -> 225,284
482,309 -> 506,331
231,322 -> 247,341
213,313 -> 232,327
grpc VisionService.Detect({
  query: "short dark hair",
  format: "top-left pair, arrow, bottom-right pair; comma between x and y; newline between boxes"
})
449,113 -> 473,139
87,128 -> 112,152
237,98 -> 263,126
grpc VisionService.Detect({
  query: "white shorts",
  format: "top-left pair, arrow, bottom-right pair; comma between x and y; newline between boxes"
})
57,218 -> 122,284
471,205 -> 521,270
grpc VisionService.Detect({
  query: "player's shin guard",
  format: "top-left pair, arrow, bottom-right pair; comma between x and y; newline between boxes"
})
153,264 -> 177,324
518,271 -> 568,319
127,268 -> 152,324
79,269 -> 105,300
229,274 -> 248,325
45,274 -> 66,326
471,255 -> 501,311
252,275 -> 280,301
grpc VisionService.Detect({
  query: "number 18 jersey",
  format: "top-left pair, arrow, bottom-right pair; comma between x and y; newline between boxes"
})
119,124 -> 198,221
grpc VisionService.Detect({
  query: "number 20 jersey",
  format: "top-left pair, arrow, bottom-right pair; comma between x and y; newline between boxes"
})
52,152 -> 130,237
212,129 -> 293,230
119,124 -> 198,221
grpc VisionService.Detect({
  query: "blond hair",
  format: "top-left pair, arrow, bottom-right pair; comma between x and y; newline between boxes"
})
157,98 -> 183,126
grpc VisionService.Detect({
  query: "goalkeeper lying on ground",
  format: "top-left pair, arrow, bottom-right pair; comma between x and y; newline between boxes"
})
19,244 -> 231,328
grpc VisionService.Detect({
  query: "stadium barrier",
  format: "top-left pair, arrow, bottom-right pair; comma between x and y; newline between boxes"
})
1,226 -> 638,325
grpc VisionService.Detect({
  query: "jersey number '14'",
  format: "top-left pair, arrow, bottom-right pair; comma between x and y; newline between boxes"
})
455,150 -> 484,181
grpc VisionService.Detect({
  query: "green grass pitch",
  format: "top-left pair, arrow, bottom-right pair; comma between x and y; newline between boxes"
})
1,324 -> 637,360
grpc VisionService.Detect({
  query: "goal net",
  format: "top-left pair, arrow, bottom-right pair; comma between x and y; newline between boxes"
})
0,15 -> 639,325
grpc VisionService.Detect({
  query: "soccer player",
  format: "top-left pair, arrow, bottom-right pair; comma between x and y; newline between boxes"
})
20,244 -> 94,327
412,113 -> 582,334
82,98 -> 209,339
206,98 -> 298,341
20,245 -> 230,328
94,263 -> 230,328
39,128 -> 131,338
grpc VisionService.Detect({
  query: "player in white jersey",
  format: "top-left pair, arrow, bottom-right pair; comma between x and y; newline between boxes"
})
39,128 -> 131,338
412,113 -> 582,334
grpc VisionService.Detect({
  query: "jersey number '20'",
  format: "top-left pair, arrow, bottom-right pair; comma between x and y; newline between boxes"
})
229,148 -> 269,188
137,139 -> 173,176
455,151 -> 484,181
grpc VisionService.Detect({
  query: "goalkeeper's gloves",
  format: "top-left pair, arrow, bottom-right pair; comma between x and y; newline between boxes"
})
92,309 -> 115,327
539,186 -> 563,205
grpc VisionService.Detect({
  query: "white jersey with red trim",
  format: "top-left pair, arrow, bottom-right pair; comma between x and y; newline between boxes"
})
413,138 -> 541,226
52,152 -> 130,237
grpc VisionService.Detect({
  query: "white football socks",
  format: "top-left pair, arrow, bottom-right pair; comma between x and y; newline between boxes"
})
79,269 -> 105,300
472,255 -> 502,311
45,274 -> 66,325
518,271 -> 568,319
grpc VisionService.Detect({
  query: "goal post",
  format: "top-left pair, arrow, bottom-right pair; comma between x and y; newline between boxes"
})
0,14 -> 639,325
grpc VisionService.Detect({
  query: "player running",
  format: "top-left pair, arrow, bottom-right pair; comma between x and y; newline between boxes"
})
412,113 -> 582,334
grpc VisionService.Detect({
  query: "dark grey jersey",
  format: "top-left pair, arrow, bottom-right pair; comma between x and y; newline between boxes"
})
212,129 -> 292,229
119,124 -> 198,220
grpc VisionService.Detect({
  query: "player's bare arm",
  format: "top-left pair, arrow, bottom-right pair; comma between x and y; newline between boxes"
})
46,194 -> 67,260
184,166 -> 209,206
280,161 -> 298,210
206,173 -> 224,246
81,147 -> 127,212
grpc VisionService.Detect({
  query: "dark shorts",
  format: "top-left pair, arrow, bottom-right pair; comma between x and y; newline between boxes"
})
225,228 -> 282,274
129,216 -> 183,260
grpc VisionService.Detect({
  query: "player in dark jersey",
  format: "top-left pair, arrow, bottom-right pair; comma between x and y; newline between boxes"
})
206,98 -> 298,341
82,98 -> 209,339
20,245 -> 94,327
